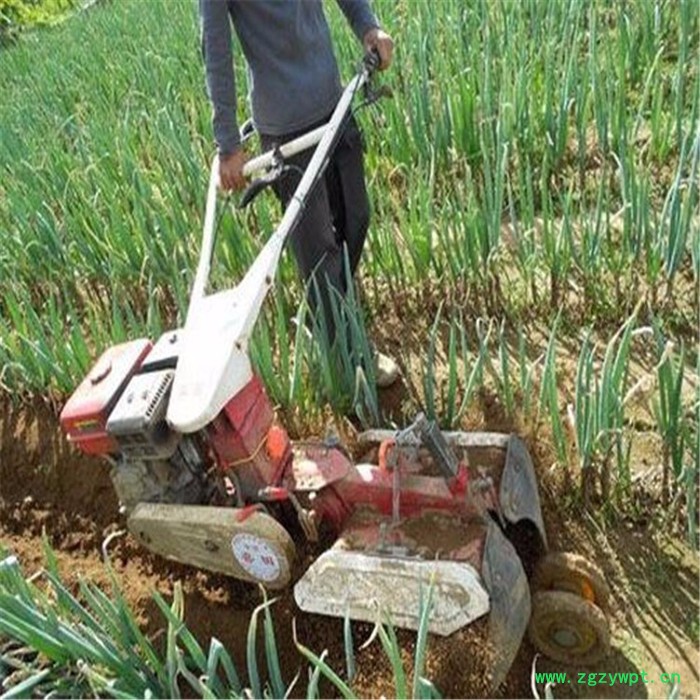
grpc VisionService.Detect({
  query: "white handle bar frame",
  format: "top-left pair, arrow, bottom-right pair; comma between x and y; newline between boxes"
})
192,68 -> 368,310
241,123 -> 327,178
167,61 -> 373,433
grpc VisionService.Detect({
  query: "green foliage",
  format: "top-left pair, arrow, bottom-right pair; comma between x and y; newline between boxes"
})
0,0 -> 697,535
0,0 -> 79,43
0,541 -> 442,698
573,311 -> 637,504
418,308 -> 486,428
1,0 -> 698,401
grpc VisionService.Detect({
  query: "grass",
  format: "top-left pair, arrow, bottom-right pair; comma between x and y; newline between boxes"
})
0,1 -> 697,520
0,8 -> 697,698
0,541 -> 440,699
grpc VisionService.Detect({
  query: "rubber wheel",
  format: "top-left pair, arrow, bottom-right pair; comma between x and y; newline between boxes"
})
532,552 -> 611,612
529,590 -> 610,665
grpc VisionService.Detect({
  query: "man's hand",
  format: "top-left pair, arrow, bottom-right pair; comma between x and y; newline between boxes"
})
363,28 -> 394,71
219,148 -> 248,191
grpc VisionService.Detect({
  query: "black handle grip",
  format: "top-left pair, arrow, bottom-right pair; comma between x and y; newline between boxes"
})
240,177 -> 272,208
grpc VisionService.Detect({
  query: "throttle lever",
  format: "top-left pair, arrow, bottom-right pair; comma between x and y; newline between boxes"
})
240,173 -> 276,208
240,161 -> 304,208
361,49 -> 392,108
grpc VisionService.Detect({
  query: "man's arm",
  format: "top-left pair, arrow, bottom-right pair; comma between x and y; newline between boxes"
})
335,0 -> 393,70
199,0 -> 247,189
335,0 -> 379,43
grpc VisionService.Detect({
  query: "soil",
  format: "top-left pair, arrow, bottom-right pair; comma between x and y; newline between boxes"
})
1,396 -> 698,699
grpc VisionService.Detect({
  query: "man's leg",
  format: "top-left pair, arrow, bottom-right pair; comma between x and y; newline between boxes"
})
261,132 -> 344,343
325,116 -> 370,278
261,123 -> 399,387
326,120 -> 399,387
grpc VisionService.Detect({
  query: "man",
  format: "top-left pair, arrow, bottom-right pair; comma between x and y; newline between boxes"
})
199,0 -> 399,388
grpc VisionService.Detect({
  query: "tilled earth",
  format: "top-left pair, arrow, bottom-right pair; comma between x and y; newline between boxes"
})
1,397 -> 698,698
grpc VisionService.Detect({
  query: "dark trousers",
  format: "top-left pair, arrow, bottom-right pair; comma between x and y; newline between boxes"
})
260,115 -> 370,343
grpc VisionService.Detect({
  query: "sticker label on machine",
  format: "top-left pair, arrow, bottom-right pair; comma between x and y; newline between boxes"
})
231,533 -> 281,582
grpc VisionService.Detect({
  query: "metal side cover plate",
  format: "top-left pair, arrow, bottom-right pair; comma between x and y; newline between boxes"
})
294,549 -> 490,635
128,503 -> 295,589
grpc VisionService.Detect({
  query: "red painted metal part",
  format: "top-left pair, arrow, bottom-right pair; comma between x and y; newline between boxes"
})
309,442 -> 496,534
207,376 -> 292,497
286,444 -> 351,491
258,486 -> 290,501
377,438 -> 395,471
235,504 -> 265,522
207,376 -> 271,465
60,338 -> 153,456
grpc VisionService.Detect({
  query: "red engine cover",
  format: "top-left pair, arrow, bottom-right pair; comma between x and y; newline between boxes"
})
60,338 -> 153,455
206,375 -> 291,496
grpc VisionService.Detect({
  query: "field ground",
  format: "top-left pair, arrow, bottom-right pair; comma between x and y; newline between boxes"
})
1,356 -> 698,698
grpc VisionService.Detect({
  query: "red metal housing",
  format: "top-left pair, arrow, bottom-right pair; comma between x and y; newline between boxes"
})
59,338 -> 153,455
206,376 -> 291,496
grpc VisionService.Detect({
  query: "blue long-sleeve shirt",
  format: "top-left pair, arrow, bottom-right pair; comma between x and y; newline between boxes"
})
199,0 -> 380,155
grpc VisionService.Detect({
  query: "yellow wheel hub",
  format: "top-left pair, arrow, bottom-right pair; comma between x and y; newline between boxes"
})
529,590 -> 610,665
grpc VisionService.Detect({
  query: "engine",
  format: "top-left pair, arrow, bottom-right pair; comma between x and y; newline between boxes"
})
60,331 -> 292,515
